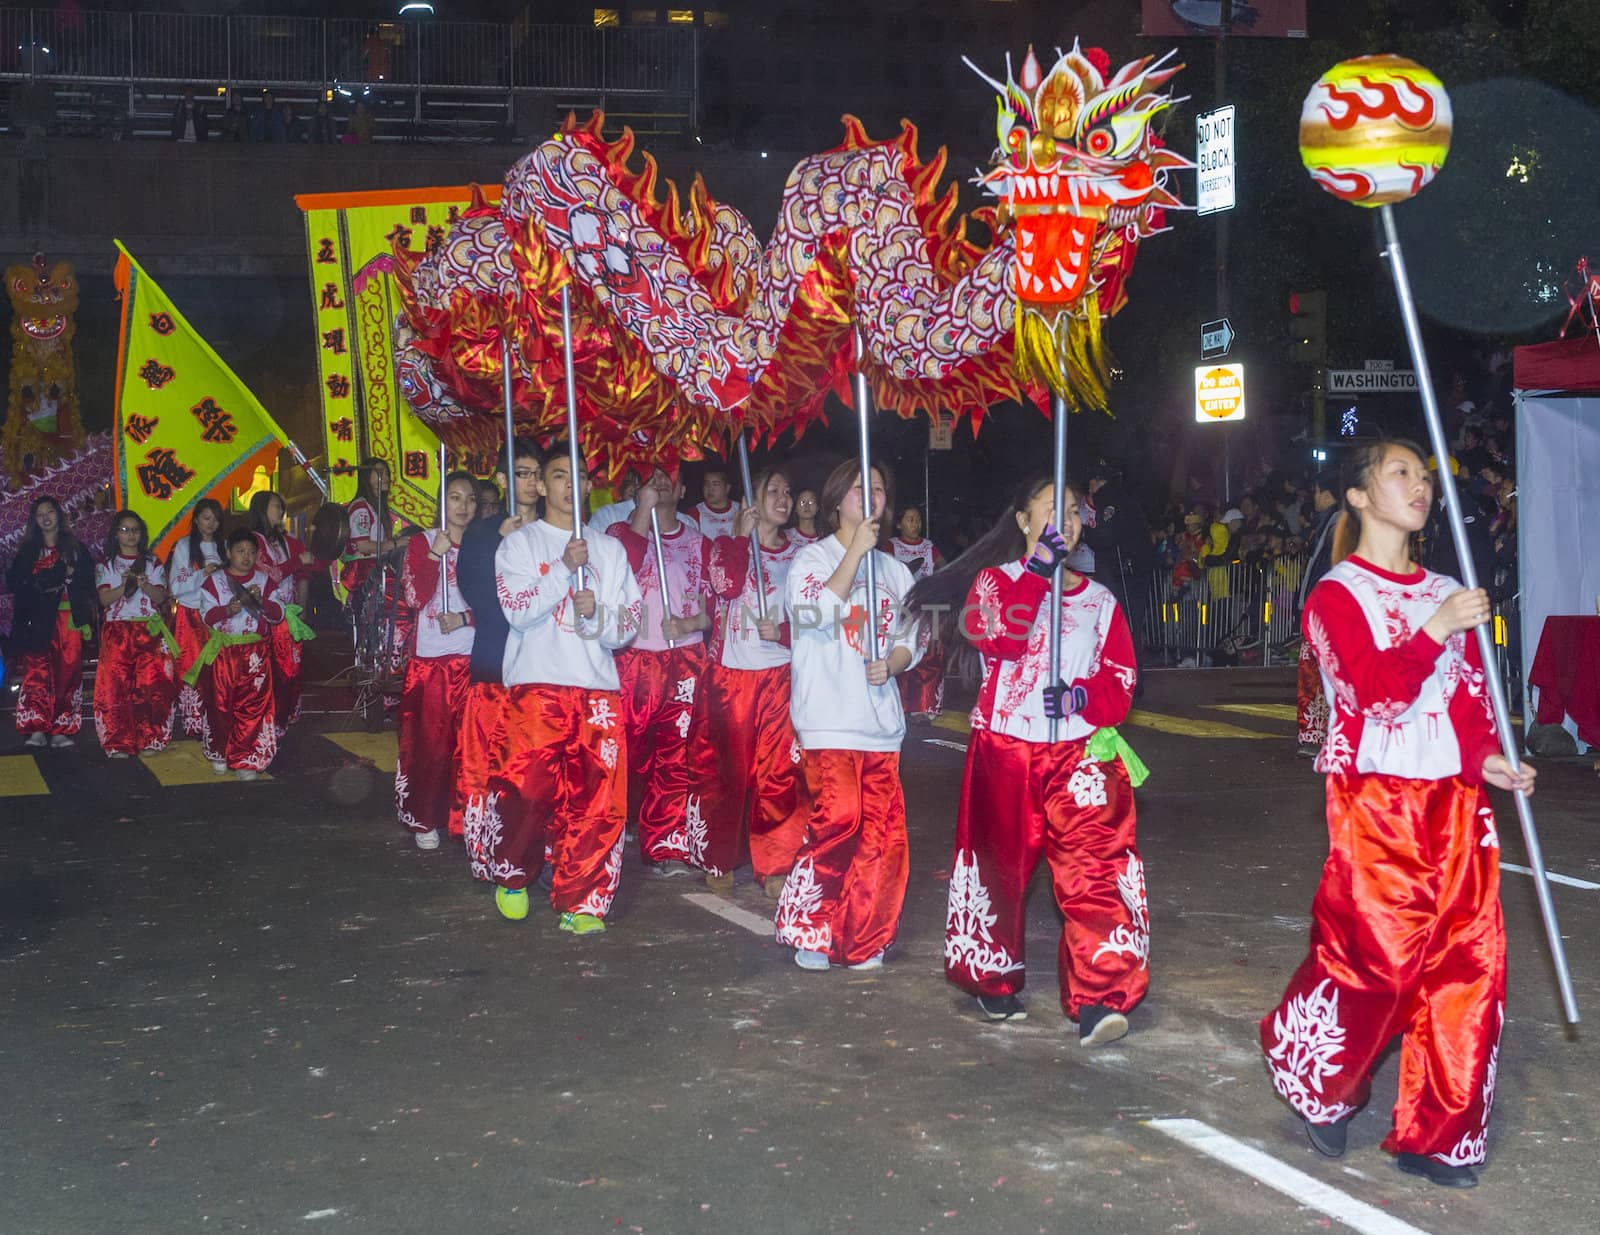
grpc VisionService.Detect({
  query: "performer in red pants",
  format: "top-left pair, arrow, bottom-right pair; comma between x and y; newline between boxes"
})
775,460 -> 924,972
250,491 -> 319,736
196,529 -> 283,780
607,465 -> 713,875
395,471 -> 477,851
909,477 -> 1148,1046
167,499 -> 225,739
1262,440 -> 1532,1190
7,497 -> 95,746
93,511 -> 177,757
490,447 -> 642,933
686,466 -> 808,895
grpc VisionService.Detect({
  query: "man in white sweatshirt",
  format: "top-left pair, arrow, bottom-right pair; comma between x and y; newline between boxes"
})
490,447 -> 642,934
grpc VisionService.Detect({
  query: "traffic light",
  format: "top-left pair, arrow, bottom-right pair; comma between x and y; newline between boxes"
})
1288,290 -> 1327,365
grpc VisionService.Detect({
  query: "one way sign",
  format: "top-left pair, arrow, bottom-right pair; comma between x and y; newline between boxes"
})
1201,318 -> 1235,359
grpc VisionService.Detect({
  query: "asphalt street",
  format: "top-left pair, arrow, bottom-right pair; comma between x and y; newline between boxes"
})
2,666 -> 1597,1234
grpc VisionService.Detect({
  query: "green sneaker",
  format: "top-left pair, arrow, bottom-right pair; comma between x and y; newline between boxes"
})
494,886 -> 529,921
558,911 -> 606,936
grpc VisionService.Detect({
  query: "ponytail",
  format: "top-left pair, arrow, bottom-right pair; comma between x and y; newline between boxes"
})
1329,510 -> 1358,565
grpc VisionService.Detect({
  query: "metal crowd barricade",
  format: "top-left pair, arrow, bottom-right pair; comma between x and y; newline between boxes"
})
1142,549 -> 1311,668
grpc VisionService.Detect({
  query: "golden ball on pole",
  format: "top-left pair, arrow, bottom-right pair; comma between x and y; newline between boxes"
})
1299,55 -> 1453,207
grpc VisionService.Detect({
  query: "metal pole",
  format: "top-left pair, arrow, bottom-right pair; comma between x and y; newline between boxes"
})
437,441 -> 448,609
1049,393 -> 1068,741
500,334 -> 517,514
648,506 -> 677,650
285,438 -> 329,498
735,433 -> 767,620
851,327 -> 880,661
1380,203 -> 1578,1025
559,286 -> 586,589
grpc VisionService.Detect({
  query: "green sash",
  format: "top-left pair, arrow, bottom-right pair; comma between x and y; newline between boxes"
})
183,630 -> 263,685
141,613 -> 180,658
1086,725 -> 1150,788
284,603 -> 317,644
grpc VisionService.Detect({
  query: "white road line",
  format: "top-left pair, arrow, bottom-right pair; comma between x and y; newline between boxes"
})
681,892 -> 774,937
1501,862 -> 1600,891
922,738 -> 969,752
1145,1118 -> 1434,1235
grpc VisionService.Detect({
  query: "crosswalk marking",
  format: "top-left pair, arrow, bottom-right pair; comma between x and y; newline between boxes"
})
0,754 -> 50,797
140,743 -> 272,786
323,731 -> 398,773
1207,702 -> 1299,722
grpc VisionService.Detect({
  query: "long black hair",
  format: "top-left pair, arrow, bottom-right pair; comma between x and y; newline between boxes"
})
104,508 -> 151,567
1330,437 -> 1426,565
184,497 -> 226,568
248,490 -> 287,549
905,475 -> 1068,683
18,496 -> 80,564
354,456 -> 389,507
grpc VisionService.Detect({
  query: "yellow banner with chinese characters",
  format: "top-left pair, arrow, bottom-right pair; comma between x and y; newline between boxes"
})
111,242 -> 289,561
295,186 -> 500,526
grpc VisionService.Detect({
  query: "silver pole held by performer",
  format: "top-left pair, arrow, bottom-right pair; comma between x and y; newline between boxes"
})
559,286 -> 587,591
649,506 -> 677,650
735,433 -> 768,621
500,334 -> 517,518
1048,393 -> 1068,743
1381,204 -> 1579,1024
851,327 -> 879,661
437,442 -> 448,610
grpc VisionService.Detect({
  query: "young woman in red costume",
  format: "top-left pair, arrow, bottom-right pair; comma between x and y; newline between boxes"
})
94,511 -> 177,758
197,528 -> 283,779
396,470 -> 477,851
685,466 -> 808,897
776,460 -> 924,972
908,477 -> 1147,1045
7,497 -> 95,747
889,505 -> 946,719
249,491 -> 318,736
1261,440 -> 1532,1189
167,499 -> 225,739
789,488 -> 820,543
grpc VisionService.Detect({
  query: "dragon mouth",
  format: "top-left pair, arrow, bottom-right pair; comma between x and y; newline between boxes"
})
1003,163 -> 1157,305
20,316 -> 65,341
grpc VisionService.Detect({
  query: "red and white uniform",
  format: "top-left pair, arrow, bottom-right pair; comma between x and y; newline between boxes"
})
890,536 -> 946,717
1263,556 -> 1505,1166
607,518 -> 714,866
396,532 -> 474,839
253,530 -> 314,734
945,565 -> 1147,1020
168,541 -> 222,737
680,532 -> 808,879
12,547 -> 88,738
889,535 -> 940,581
775,537 -> 923,965
200,568 -> 282,772
93,555 -> 177,755
485,520 -> 641,917
692,500 -> 738,542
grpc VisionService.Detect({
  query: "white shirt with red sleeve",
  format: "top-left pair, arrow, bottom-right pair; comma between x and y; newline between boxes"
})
167,541 -> 222,611
1303,556 -> 1500,782
201,568 -> 283,636
693,501 -> 739,542
706,532 -> 801,671
252,531 -> 311,609
962,563 -> 1136,744
345,498 -> 377,553
402,529 -> 474,659
607,519 -> 713,653
98,555 -> 167,623
890,536 -> 940,581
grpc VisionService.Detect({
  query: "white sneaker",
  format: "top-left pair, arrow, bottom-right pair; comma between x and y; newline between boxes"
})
794,949 -> 831,971
210,759 -> 229,775
846,951 -> 885,971
106,751 -> 131,760
49,734 -> 75,748
24,732 -> 48,748
235,769 -> 260,782
414,828 -> 441,850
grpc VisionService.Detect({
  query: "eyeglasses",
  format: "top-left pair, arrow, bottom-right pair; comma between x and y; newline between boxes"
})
116,526 -> 141,534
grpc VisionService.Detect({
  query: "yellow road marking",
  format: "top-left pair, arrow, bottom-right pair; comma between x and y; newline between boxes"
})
933,712 -> 972,735
324,731 -> 398,773
0,754 -> 50,797
1207,703 -> 1298,723
1126,709 -> 1278,739
141,743 -> 272,785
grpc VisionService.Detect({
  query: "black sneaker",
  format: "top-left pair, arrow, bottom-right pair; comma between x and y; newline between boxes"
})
1305,1113 -> 1354,1158
976,994 -> 1027,1022
1395,1153 -> 1479,1189
537,866 -> 555,891
1078,1004 -> 1129,1047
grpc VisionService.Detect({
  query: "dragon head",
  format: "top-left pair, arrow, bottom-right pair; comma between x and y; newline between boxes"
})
7,253 -> 78,344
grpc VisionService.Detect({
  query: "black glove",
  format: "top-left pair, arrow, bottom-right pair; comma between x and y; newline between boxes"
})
123,574 -> 140,598
1042,679 -> 1088,721
1025,524 -> 1070,578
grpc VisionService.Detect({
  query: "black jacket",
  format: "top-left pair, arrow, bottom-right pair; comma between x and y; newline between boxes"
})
456,515 -> 510,684
1083,481 -> 1154,582
1298,506 -> 1339,608
5,540 -> 96,652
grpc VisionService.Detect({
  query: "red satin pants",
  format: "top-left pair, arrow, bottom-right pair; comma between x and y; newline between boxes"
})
268,620 -> 304,735
14,609 -> 85,736
203,642 -> 277,771
1296,639 -> 1328,747
683,663 -> 808,879
944,729 -> 1149,1018
93,621 -> 177,755
455,682 -> 540,875
174,606 -> 211,738
773,749 -> 907,966
615,644 -> 706,864
1261,773 -> 1505,1165
897,639 -> 946,717
395,653 -> 470,836
489,684 -> 627,918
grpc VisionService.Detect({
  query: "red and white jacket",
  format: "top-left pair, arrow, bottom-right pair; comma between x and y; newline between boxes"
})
1304,556 -> 1500,782
890,536 -> 940,582
252,531 -> 314,609
401,530 -> 474,659
706,532 -> 801,671
346,497 -> 380,554
202,568 -> 283,635
693,500 -> 739,543
607,519 -> 713,653
98,554 -> 167,623
962,564 -> 1136,744
167,541 -> 222,611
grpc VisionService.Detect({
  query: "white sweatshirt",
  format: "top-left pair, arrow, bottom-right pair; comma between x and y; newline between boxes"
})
98,555 -> 167,623
785,534 -> 924,752
496,518 -> 641,691
167,541 -> 222,611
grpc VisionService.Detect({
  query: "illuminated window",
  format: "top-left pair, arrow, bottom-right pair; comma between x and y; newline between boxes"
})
631,9 -> 658,23
593,8 -> 620,26
668,9 -> 694,22
704,10 -> 728,27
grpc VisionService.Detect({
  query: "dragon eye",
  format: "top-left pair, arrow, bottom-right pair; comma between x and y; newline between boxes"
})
1028,133 -> 1057,165
1084,126 -> 1115,157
